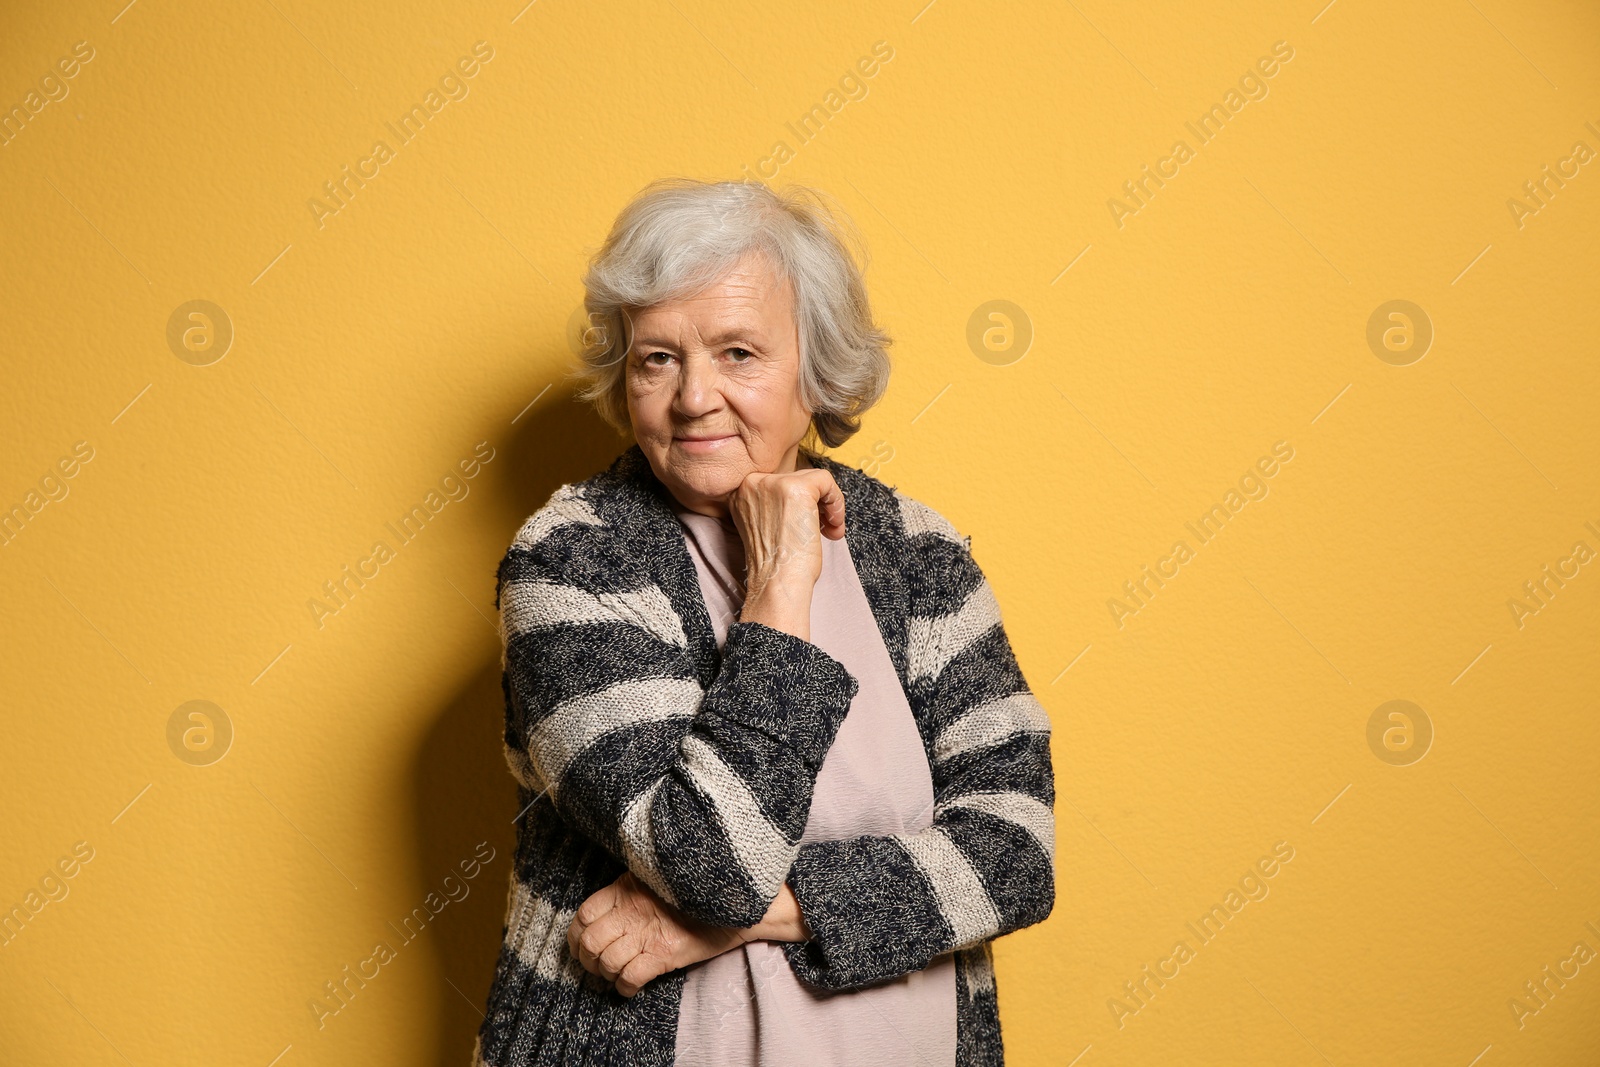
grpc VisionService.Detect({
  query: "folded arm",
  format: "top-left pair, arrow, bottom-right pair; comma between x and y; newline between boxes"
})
498,500 -> 860,929
779,501 -> 1056,990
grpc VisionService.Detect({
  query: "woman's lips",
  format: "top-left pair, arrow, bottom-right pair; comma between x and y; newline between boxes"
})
674,434 -> 737,453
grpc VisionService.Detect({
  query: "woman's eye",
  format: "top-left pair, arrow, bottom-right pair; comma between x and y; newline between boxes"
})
642,351 -> 671,366
727,347 -> 753,361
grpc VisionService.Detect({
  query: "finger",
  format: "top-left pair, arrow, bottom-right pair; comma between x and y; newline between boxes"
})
616,951 -> 668,999
569,922 -> 602,976
568,917 -> 608,975
574,936 -> 609,978
577,911 -> 629,973
813,473 -> 846,538
575,882 -> 620,926
597,924 -> 647,980
567,907 -> 604,963
568,880 -> 622,962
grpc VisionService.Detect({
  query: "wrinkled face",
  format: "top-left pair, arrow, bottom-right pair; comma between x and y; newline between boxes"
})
625,250 -> 813,517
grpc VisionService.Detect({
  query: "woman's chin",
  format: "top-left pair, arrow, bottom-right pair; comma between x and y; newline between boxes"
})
662,457 -> 745,505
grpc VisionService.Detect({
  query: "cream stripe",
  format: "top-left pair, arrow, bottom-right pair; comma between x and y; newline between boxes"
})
908,580 -> 1002,684
528,677 -> 702,793
618,778 -> 680,908
944,791 -> 1056,864
961,943 -> 996,996
896,493 -> 964,545
501,578 -> 687,649
512,491 -> 603,549
501,741 -> 545,793
897,827 -> 1000,949
679,732 -> 793,898
505,878 -> 581,983
933,692 -> 1052,765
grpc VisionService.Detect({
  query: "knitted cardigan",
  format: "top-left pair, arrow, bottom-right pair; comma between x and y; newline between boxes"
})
472,444 -> 1056,1066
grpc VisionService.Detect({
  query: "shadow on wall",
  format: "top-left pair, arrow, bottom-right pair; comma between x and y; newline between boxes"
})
404,386 -> 631,1066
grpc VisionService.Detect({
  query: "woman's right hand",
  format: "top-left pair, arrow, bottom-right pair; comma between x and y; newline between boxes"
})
727,465 -> 845,643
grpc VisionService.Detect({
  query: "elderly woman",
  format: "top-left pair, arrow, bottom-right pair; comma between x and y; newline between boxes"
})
473,178 -> 1056,1067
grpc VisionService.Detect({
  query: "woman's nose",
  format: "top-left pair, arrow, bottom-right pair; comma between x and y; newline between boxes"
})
675,351 -> 722,413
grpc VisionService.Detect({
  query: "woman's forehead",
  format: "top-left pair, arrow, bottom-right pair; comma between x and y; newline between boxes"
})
630,265 -> 795,344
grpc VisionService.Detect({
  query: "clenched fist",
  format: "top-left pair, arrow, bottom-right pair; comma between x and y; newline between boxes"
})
727,464 -> 846,642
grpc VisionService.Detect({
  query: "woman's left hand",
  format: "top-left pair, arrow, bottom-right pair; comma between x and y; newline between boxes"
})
567,871 -> 745,997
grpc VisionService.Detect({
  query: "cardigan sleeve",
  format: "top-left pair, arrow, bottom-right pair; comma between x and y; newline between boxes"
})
497,499 -> 860,929
779,501 -> 1056,990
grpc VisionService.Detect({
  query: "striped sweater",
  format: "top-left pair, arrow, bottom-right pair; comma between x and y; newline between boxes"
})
472,443 -> 1056,1066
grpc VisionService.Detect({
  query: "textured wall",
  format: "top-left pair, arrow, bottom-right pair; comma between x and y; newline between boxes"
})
2,1 -> 1597,1064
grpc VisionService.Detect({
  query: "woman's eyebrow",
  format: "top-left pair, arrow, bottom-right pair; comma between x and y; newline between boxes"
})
634,325 -> 767,348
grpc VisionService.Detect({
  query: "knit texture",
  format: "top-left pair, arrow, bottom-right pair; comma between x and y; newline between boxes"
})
471,444 -> 1056,1066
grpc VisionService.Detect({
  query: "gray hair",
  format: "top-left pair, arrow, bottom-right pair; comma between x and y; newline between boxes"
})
572,178 -> 892,450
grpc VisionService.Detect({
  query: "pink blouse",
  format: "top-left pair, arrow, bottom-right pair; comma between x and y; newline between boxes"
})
668,477 -> 958,1066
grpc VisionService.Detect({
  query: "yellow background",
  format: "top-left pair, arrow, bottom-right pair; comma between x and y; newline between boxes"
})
2,0 -> 1598,1064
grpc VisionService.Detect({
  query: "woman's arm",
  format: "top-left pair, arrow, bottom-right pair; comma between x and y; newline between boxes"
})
563,493 -> 1051,997
499,485 -> 860,929
777,497 -> 1056,990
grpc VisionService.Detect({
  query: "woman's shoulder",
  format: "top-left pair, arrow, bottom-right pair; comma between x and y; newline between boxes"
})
505,447 -> 656,556
509,481 -> 605,554
890,489 -> 971,552
497,457 -> 654,609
